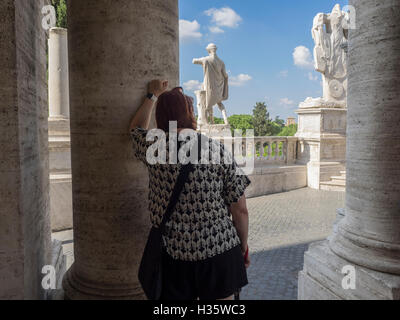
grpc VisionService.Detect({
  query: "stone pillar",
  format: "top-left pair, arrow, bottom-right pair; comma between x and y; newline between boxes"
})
62,0 -> 179,299
299,0 -> 400,300
48,28 -> 70,119
285,137 -> 298,165
329,0 -> 400,276
48,28 -> 73,231
0,0 -> 51,299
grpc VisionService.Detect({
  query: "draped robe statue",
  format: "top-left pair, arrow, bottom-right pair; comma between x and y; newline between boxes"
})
301,4 -> 349,108
193,43 -> 229,125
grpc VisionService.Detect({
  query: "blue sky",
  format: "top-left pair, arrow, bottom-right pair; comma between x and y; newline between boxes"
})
179,0 -> 348,121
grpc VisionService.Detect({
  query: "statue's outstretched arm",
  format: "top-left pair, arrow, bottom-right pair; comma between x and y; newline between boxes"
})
192,57 -> 204,65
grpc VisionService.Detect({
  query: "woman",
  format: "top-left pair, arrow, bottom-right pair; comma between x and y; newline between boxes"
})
129,80 -> 251,300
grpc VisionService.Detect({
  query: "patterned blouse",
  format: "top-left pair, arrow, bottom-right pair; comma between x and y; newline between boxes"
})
131,128 -> 251,261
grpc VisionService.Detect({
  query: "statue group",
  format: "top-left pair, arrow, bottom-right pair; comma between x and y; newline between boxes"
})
295,4 -> 349,190
301,4 -> 349,109
193,43 -> 229,126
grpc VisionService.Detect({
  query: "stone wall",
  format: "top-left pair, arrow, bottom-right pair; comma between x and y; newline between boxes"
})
246,165 -> 307,198
0,0 -> 51,299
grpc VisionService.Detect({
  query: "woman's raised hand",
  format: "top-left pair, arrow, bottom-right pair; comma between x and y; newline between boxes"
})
148,80 -> 169,97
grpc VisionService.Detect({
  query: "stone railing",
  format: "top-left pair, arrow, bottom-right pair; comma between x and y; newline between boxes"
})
224,136 -> 304,198
252,136 -> 298,166
223,136 -> 298,167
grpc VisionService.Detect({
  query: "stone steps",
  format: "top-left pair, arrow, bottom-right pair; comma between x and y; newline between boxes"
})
330,175 -> 346,184
320,181 -> 345,192
320,171 -> 346,192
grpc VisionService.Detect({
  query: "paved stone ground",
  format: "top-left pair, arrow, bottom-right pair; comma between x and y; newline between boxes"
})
52,187 -> 344,300
241,188 -> 344,300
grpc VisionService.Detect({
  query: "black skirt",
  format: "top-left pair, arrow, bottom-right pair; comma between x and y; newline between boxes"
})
160,245 -> 248,300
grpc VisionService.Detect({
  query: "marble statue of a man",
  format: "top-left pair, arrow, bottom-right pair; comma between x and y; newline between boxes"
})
301,4 -> 349,108
193,43 -> 229,125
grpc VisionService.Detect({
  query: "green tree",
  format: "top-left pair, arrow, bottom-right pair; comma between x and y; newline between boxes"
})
51,0 -> 67,28
274,116 -> 285,128
228,114 -> 254,136
270,122 -> 283,136
252,102 -> 273,136
213,117 -> 225,125
209,115 -> 254,136
278,124 -> 298,137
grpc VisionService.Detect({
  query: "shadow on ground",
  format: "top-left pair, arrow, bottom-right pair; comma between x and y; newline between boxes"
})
240,241 -> 323,300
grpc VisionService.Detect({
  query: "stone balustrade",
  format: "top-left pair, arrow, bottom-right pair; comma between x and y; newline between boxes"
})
218,136 -> 305,198
223,136 -> 298,167
253,136 -> 298,166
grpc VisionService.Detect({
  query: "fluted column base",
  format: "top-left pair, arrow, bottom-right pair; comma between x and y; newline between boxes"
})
299,241 -> 400,300
62,264 -> 146,300
329,221 -> 400,276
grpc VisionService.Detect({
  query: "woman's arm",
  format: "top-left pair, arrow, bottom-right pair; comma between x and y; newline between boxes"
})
129,80 -> 168,132
230,195 -> 250,268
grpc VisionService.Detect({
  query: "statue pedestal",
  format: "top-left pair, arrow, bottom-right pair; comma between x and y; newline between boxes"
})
197,124 -> 232,138
295,103 -> 347,189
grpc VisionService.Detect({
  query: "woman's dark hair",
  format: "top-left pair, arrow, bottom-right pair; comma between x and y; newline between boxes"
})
156,87 -> 197,132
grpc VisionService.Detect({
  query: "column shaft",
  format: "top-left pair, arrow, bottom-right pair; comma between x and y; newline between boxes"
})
62,0 -> 179,299
48,27 -> 70,118
330,0 -> 400,274
0,0 -> 51,299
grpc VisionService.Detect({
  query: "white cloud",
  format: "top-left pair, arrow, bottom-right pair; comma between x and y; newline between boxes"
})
209,26 -> 225,34
293,46 -> 314,69
179,20 -> 202,41
279,70 -> 289,78
230,74 -> 252,87
280,98 -> 295,106
308,72 -> 319,81
205,7 -> 242,31
183,80 -> 202,92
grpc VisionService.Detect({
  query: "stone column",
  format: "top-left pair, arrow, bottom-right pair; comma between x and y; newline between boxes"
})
299,0 -> 400,300
0,0 -> 51,299
48,27 -> 70,119
329,0 -> 400,275
62,0 -> 179,299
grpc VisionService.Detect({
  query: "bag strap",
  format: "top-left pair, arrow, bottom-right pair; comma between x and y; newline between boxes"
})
159,134 -> 201,234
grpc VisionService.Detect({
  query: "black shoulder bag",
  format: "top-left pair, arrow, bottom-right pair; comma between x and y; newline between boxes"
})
138,139 -> 199,300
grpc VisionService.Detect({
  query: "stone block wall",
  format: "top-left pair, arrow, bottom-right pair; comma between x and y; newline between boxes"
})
246,165 -> 307,198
